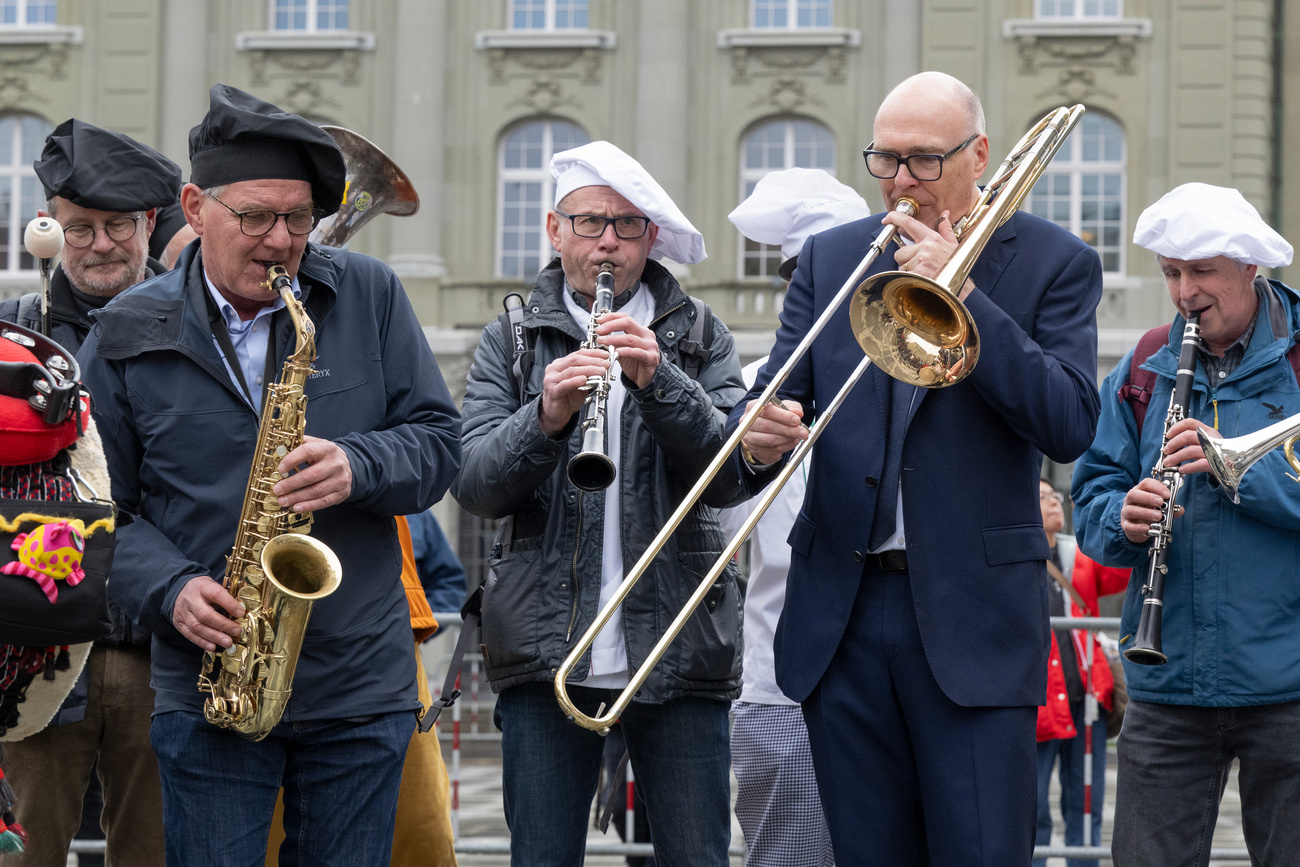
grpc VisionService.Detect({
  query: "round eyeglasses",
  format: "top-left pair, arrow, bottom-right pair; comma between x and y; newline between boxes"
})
205,191 -> 324,237
862,133 -> 979,182
62,216 -> 141,249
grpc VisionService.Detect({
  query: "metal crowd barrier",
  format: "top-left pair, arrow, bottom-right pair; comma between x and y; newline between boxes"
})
62,614 -> 1258,863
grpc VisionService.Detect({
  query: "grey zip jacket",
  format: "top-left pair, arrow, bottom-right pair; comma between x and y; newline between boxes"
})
452,259 -> 747,703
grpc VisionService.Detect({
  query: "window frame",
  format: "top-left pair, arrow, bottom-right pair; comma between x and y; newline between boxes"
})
1034,0 -> 1123,20
1025,111 -> 1127,276
269,0 -> 350,33
750,0 -> 834,29
508,0 -> 589,32
0,114 -> 53,277
495,119 -> 591,281
737,118 -> 838,282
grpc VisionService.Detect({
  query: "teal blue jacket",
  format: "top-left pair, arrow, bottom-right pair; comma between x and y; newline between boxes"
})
1073,279 -> 1300,706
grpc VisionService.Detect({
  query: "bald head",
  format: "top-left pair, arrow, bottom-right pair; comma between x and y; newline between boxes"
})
875,72 -> 985,139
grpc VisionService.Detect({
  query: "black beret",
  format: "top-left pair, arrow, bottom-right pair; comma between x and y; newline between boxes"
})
777,255 -> 799,281
188,84 -> 346,211
34,118 -> 182,213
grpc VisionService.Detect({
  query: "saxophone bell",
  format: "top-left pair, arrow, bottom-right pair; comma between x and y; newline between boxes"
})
566,263 -> 618,493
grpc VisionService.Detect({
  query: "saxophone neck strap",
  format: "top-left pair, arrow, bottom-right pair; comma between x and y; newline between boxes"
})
189,263 -> 280,413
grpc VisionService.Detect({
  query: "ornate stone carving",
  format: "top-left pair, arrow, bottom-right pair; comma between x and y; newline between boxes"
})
749,78 -> 823,112
729,45 -> 846,87
730,47 -> 750,85
507,77 -> 581,113
0,74 -> 42,107
581,48 -> 602,86
487,49 -> 507,85
277,80 -> 342,117
486,46 -> 601,87
247,48 -> 365,87
0,43 -> 70,80
1015,34 -> 1139,76
1035,67 -> 1118,104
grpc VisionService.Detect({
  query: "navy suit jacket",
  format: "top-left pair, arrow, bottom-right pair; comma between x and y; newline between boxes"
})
730,210 -> 1102,708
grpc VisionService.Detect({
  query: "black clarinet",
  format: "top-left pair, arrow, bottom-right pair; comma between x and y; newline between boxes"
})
1125,313 -> 1201,665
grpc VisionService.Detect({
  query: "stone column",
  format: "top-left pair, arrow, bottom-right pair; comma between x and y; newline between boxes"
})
388,0 -> 446,280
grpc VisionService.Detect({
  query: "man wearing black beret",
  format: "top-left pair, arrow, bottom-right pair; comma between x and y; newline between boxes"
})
0,117 -> 180,867
76,84 -> 461,866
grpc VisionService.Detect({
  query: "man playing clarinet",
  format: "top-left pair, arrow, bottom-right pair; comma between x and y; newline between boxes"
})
1073,182 -> 1300,866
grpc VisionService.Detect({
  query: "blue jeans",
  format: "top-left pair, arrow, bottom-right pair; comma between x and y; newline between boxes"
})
1034,704 -> 1106,867
1113,698 -> 1300,867
150,709 -> 412,867
497,682 -> 731,867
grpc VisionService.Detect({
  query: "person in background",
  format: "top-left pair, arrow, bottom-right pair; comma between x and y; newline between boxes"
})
1034,479 -> 1128,867
0,118 -> 180,867
1072,183 -> 1300,866
722,166 -> 869,867
406,509 -> 467,630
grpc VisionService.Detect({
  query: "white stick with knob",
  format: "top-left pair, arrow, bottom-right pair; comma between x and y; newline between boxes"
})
24,216 -> 64,337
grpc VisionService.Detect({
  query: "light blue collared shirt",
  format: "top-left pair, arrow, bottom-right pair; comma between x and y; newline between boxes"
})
203,271 -> 301,410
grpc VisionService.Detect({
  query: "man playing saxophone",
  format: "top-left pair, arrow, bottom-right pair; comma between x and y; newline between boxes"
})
452,141 -> 745,867
1072,183 -> 1300,866
76,84 -> 461,866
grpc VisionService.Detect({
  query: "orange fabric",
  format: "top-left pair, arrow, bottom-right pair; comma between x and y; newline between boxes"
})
397,515 -> 438,643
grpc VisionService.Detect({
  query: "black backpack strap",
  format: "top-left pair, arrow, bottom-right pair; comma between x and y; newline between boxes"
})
498,293 -> 533,403
15,293 -> 40,333
678,296 -> 714,380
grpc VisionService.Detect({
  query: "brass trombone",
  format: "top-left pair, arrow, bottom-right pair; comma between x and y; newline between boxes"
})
1199,413 -> 1300,504
554,104 -> 1086,734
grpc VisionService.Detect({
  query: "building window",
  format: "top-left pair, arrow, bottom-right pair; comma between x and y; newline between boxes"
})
1026,112 -> 1126,274
0,114 -> 51,273
1036,0 -> 1121,19
752,0 -> 832,28
497,120 -> 590,280
272,0 -> 348,32
738,119 -> 836,280
510,0 -> 588,31
0,0 -> 56,26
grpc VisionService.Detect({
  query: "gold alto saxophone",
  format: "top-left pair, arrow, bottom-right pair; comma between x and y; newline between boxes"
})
197,265 -> 343,741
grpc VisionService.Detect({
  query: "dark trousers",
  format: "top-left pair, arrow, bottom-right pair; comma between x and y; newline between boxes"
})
802,568 -> 1038,867
1113,697 -> 1300,867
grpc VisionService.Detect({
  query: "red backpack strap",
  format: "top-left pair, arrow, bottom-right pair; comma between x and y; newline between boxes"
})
1116,324 -> 1173,436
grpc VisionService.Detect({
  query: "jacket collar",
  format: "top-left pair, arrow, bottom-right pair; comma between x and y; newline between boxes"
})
523,257 -> 695,341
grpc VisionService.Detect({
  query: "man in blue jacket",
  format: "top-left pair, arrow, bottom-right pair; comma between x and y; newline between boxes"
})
1072,182 -> 1300,866
76,85 -> 461,866
735,71 -> 1103,865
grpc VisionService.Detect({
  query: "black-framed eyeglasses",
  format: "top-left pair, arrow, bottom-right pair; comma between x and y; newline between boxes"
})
862,133 -> 979,181
554,210 -> 652,240
205,191 -> 324,237
62,216 -> 141,249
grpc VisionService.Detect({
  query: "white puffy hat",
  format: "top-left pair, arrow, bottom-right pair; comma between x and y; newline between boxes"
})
728,168 -> 871,279
550,140 -> 706,265
1133,182 -> 1293,268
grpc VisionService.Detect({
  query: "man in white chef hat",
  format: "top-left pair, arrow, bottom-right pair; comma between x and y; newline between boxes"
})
1071,182 -> 1300,865
451,140 -> 746,867
721,167 -> 866,867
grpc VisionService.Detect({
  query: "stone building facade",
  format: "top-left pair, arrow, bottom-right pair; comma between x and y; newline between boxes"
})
0,0 -> 1291,557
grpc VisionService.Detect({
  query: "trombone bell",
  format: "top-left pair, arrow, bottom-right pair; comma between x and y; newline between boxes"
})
1199,412 -> 1300,504
850,272 -> 979,387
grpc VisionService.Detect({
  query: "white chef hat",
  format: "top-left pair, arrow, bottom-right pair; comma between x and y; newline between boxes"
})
1133,182 -> 1293,268
728,168 -> 871,279
550,140 -> 706,265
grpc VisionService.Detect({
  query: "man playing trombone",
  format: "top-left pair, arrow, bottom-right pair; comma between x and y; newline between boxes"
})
734,71 -> 1104,865
452,141 -> 745,867
1072,183 -> 1300,866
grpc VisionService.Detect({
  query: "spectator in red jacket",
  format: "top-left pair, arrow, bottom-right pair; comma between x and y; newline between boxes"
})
1034,478 -> 1129,867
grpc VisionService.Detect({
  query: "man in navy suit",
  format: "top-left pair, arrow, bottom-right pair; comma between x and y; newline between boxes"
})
732,71 -> 1103,865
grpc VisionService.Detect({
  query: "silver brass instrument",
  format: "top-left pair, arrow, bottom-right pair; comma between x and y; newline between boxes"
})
1199,411 -> 1300,504
566,263 -> 618,492
311,126 -> 420,248
197,265 -> 343,741
554,105 -> 1086,733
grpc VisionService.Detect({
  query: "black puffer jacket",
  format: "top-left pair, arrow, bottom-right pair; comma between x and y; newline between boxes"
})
452,259 -> 747,703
